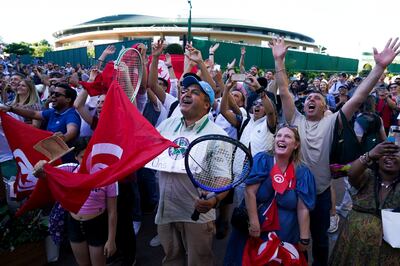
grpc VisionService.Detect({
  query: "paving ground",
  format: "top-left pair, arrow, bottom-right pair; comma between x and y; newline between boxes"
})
53,178 -> 347,266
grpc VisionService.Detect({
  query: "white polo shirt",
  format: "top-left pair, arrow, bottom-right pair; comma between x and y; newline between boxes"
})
155,114 -> 227,225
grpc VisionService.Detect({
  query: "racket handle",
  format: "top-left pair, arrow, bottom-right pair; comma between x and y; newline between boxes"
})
191,210 -> 201,221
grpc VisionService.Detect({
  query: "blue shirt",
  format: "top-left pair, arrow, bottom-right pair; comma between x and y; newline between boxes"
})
42,107 -> 81,136
41,107 -> 81,163
224,152 -> 316,265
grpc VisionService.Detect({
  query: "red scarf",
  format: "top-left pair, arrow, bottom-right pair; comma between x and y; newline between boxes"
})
270,162 -> 296,194
261,162 -> 296,232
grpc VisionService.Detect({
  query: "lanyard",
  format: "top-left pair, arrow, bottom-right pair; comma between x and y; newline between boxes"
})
174,117 -> 209,135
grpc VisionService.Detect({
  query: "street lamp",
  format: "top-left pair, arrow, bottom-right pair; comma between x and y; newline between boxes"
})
188,0 -> 192,42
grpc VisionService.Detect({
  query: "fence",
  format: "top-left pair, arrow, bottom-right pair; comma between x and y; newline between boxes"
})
7,39 -> 400,74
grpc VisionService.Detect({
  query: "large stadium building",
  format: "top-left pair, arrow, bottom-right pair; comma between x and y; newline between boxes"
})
53,14 -> 320,52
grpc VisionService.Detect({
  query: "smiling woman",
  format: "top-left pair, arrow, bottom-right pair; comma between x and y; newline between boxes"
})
329,141 -> 400,265
224,125 -> 316,265
8,79 -> 42,127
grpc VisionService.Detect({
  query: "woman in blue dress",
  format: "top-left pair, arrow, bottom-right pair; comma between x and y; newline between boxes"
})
224,125 -> 316,265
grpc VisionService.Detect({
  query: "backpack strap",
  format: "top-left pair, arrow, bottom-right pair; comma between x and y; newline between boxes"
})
237,109 -> 251,139
167,100 -> 179,118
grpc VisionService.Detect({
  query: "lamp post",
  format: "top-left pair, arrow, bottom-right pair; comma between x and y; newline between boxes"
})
188,0 -> 192,42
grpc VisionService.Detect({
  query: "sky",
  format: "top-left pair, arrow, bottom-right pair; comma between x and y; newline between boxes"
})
2,0 -> 399,59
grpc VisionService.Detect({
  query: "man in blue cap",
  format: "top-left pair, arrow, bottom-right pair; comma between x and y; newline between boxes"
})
148,75 -> 227,266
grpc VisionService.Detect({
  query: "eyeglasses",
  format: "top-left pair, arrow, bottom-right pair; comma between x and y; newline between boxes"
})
50,91 -> 66,98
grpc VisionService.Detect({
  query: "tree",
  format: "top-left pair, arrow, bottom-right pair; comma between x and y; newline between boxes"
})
31,40 -> 52,57
165,43 -> 184,55
4,42 -> 34,55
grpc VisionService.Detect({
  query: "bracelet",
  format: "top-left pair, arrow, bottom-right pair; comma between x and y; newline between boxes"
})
275,68 -> 286,74
97,59 -> 104,62
166,65 -> 172,69
228,68 -> 234,71
299,238 -> 310,245
359,153 -> 373,166
209,53 -> 214,55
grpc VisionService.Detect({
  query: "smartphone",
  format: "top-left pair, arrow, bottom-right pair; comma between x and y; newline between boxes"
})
213,64 -> 221,71
231,73 -> 246,82
388,125 -> 400,145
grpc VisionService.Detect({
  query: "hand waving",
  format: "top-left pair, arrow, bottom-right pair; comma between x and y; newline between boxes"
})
373,37 -> 400,68
100,45 -> 116,58
152,39 -> 165,57
209,43 -> 220,54
227,58 -> 236,69
240,47 -> 246,56
269,37 -> 289,60
185,44 -> 203,64
165,53 -> 172,66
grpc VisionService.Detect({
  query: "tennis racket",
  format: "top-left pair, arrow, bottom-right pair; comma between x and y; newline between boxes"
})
114,47 -> 143,103
184,134 -> 253,221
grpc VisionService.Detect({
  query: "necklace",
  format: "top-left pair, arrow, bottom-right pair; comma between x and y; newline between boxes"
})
380,180 -> 397,189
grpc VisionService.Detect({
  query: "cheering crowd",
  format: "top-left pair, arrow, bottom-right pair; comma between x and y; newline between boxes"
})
0,37 -> 400,266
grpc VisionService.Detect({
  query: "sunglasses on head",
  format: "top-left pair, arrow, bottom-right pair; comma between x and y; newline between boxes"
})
277,123 -> 298,131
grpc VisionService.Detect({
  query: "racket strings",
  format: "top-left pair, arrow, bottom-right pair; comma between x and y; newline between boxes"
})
115,49 -> 142,101
189,140 -> 238,190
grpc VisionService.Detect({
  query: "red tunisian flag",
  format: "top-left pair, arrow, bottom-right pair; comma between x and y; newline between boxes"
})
0,112 -> 61,199
148,54 -> 198,92
17,80 -> 176,215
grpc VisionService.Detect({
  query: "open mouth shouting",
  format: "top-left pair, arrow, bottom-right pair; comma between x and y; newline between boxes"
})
275,141 -> 288,152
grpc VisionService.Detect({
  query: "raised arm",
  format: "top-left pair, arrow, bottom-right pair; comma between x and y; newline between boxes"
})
269,38 -> 296,122
246,75 -> 277,129
185,44 -> 217,92
341,38 -> 400,121
239,47 -> 246,74
164,53 -> 177,80
220,80 -> 241,128
137,43 -> 148,95
73,69 -> 99,125
148,40 -> 167,103
96,45 -> 116,69
208,43 -> 219,65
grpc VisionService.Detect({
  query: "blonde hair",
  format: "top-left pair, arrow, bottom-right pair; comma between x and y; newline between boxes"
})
12,79 -> 40,106
274,125 -> 301,164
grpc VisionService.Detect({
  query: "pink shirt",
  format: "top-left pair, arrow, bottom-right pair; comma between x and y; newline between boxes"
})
77,183 -> 118,215
57,163 -> 118,215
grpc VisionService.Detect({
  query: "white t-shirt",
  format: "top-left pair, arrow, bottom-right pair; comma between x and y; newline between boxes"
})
290,110 -> 339,194
239,115 -> 275,156
215,107 -> 248,139
155,93 -> 177,127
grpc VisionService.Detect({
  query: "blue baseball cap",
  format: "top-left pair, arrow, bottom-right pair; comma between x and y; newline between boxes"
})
182,76 -> 215,105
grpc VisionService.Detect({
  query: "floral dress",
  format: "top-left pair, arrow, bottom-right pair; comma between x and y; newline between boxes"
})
329,169 -> 400,266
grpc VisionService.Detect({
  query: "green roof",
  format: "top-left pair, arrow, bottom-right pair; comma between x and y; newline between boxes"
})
57,14 -> 314,43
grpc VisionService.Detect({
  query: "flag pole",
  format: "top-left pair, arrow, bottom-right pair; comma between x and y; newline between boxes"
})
187,0 -> 192,42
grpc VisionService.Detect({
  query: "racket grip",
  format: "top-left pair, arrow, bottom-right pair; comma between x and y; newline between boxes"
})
191,210 -> 201,221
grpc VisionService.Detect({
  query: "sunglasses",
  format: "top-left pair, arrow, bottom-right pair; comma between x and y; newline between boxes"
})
50,91 -> 66,98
